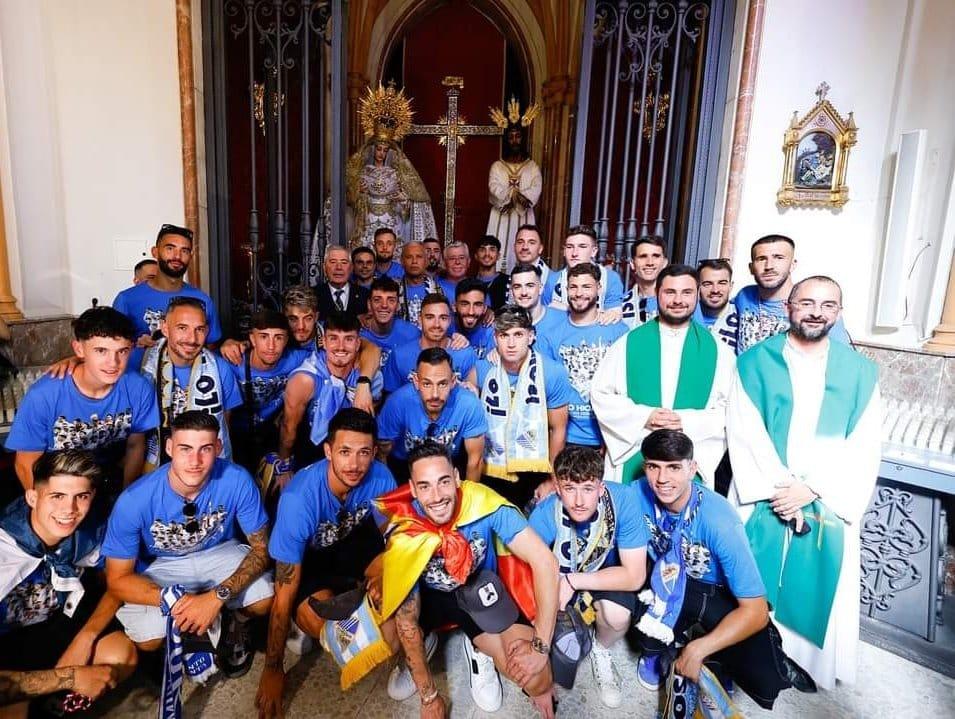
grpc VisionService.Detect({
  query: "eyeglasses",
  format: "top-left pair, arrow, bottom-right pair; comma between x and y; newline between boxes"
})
183,501 -> 199,534
789,299 -> 841,314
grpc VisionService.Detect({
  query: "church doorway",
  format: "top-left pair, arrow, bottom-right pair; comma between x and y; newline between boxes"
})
376,0 -> 534,249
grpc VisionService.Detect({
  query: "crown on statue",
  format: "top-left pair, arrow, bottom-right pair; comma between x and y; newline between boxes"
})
489,96 -> 541,130
359,81 -> 414,144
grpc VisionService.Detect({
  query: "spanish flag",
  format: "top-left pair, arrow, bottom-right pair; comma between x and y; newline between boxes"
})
375,481 -> 537,624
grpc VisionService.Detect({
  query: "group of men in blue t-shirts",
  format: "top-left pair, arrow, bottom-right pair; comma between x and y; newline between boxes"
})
0,222 -> 879,719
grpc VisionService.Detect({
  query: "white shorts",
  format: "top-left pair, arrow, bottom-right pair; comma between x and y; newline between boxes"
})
116,539 -> 274,643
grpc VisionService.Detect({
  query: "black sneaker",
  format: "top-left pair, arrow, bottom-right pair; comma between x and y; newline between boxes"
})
217,609 -> 254,679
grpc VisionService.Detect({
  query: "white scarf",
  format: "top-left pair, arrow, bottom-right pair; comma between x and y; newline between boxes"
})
551,263 -> 608,310
480,351 -> 551,481
142,339 -> 232,468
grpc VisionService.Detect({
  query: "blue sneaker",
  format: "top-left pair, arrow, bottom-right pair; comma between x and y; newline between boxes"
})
637,654 -> 661,691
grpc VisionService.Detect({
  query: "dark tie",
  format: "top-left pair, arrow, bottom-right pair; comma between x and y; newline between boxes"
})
334,288 -> 345,311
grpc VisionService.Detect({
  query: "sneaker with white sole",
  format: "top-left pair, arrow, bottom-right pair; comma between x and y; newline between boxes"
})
637,653 -> 661,691
590,643 -> 623,708
285,621 -> 313,656
462,636 -> 503,713
387,632 -> 439,701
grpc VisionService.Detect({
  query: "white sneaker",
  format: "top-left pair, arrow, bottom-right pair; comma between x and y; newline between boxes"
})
462,636 -> 503,713
590,642 -> 623,708
387,632 -> 439,701
285,620 -> 313,656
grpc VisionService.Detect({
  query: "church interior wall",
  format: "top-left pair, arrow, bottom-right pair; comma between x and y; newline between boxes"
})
719,0 -> 955,350
0,0 -> 186,318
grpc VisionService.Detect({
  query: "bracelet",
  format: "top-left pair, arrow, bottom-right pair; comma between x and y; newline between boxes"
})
564,574 -> 577,591
420,688 -> 439,705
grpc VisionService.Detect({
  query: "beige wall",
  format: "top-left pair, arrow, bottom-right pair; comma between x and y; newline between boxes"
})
714,0 -> 955,348
0,0 -> 184,317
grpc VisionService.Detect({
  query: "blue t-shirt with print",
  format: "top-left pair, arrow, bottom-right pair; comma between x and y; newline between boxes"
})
475,355 -> 574,410
360,319 -> 421,369
113,282 -> 223,371
101,459 -> 268,567
401,281 -> 431,325
529,482 -> 648,569
631,479 -> 765,598
533,306 -> 566,336
733,284 -> 850,355
436,276 -> 459,300
536,316 -> 628,446
378,383 -> 488,460
268,459 -> 396,564
375,261 -> 405,281
382,341 -> 477,393
224,348 -> 308,431
459,322 -> 495,360
376,501 -> 528,593
158,354 -> 244,421
6,373 -> 159,467
0,500 -> 107,634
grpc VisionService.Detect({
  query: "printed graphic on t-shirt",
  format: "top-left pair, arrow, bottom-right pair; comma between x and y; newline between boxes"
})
52,410 -> 133,450
737,310 -> 788,354
143,308 -> 165,334
557,338 -> 614,402
423,535 -> 487,591
149,505 -> 227,555
402,425 -> 460,455
311,504 -> 371,549
247,375 -> 289,409
0,574 -> 59,629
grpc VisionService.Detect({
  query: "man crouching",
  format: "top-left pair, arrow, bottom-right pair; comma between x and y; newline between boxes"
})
374,440 -> 559,718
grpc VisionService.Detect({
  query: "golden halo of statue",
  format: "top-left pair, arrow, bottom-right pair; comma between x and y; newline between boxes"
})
489,96 -> 541,130
359,81 -> 415,144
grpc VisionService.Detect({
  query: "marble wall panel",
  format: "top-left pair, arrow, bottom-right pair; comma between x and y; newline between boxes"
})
858,344 -> 954,411
4,316 -> 73,367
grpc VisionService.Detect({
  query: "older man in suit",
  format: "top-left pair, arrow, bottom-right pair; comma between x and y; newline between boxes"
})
315,246 -> 370,318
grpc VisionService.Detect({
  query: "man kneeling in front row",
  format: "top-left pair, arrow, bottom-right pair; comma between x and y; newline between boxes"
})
631,429 -> 815,709
373,441 -> 559,718
103,411 -> 274,688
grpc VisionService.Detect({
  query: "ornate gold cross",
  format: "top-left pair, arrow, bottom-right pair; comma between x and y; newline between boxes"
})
407,76 -> 503,243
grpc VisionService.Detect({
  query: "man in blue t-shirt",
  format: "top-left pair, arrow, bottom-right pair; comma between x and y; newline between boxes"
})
376,441 -> 560,717
475,305 -> 573,509
697,258 -> 738,352
435,242 -> 470,299
512,225 -> 557,305
529,446 -> 648,708
360,277 -> 421,369
224,309 -> 308,474
452,278 -> 496,359
549,226 -> 624,322
536,263 -> 628,449
378,348 -> 487,484
734,234 -> 849,355
509,263 -> 565,335
103,411 -> 273,678
0,451 -> 137,713
112,223 -> 223,371
382,293 -> 477,393
7,307 -> 159,494
255,409 -> 397,715
396,241 -> 441,325
373,228 -> 405,281
621,235 -> 667,330
140,297 -> 242,469
629,430 -> 814,709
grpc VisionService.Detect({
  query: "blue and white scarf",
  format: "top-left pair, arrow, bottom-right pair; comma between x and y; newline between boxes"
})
480,351 -> 551,481
159,585 -> 219,719
637,487 -> 703,645
142,340 -> 232,468
292,350 -> 383,445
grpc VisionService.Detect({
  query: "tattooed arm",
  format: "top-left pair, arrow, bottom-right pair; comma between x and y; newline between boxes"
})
0,666 -> 118,706
255,561 -> 300,718
394,589 -> 446,717
171,526 -> 270,636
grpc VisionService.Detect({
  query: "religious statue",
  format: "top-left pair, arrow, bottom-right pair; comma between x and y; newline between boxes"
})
346,83 -> 437,247
486,97 -> 543,271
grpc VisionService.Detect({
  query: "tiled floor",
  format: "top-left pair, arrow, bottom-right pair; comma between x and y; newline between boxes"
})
94,633 -> 955,718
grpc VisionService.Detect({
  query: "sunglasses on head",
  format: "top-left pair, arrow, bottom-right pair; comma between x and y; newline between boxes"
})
183,501 -> 199,534
159,223 -> 194,241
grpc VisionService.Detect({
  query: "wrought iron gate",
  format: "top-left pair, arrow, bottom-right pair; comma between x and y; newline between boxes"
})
570,0 -> 735,284
203,0 -> 347,331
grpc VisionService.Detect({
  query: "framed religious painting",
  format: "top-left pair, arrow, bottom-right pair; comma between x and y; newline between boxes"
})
777,83 -> 857,208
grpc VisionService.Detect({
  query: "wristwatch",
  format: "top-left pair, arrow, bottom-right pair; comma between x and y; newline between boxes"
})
356,375 -> 372,386
530,636 -> 550,655
214,584 -> 233,603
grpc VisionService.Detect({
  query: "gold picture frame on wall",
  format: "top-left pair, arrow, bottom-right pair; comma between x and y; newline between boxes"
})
777,82 -> 857,208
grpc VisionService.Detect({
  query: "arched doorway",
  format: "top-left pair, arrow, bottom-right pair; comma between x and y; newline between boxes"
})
367,0 -> 542,248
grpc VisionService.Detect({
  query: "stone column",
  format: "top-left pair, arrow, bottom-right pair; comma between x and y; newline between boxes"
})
176,0 -> 201,287
0,175 -> 23,320
540,74 -> 576,263
924,257 -> 955,353
718,0 -> 766,259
